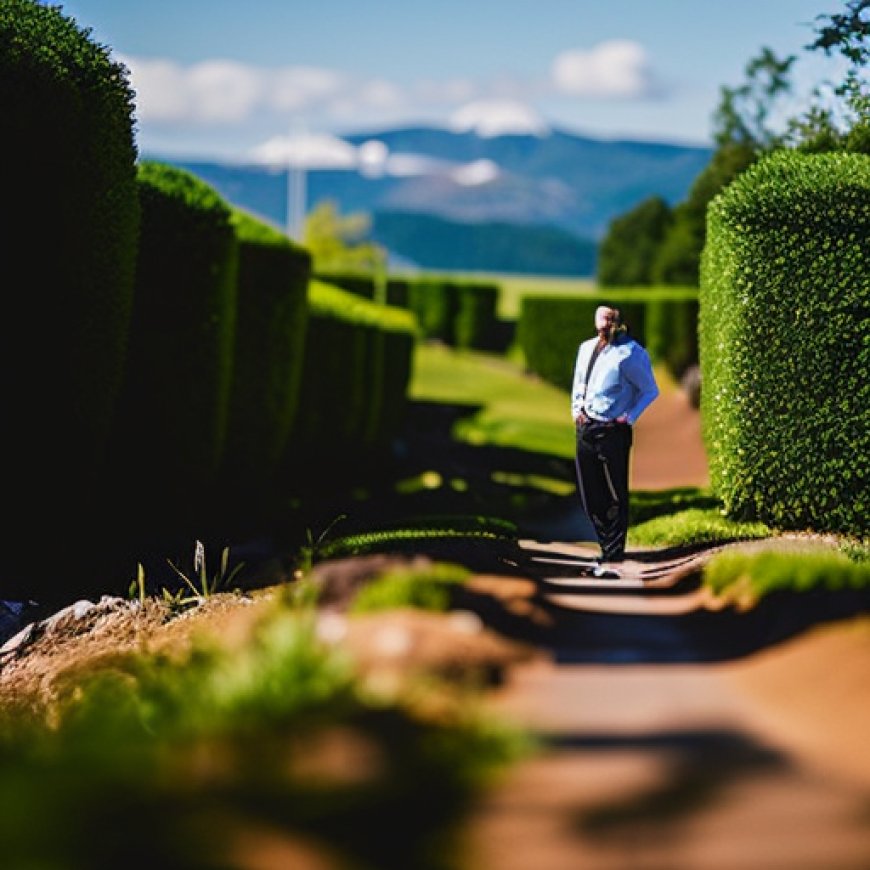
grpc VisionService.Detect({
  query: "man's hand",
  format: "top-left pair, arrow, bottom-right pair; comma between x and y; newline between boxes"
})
616,414 -> 629,425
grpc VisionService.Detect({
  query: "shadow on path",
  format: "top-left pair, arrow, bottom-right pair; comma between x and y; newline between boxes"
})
398,534 -> 870,666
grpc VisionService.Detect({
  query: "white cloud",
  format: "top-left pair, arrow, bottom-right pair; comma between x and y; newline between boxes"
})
122,41 -> 668,159
551,39 -> 655,98
384,153 -> 453,176
449,99 -> 550,137
268,66 -> 345,111
247,133 -> 358,169
186,60 -> 263,123
358,139 -> 389,177
414,78 -> 480,104
357,78 -> 405,109
450,159 -> 501,186
121,56 -> 194,122
123,55 -> 369,126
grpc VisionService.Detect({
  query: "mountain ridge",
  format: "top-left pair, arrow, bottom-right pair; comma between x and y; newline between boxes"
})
148,124 -> 712,274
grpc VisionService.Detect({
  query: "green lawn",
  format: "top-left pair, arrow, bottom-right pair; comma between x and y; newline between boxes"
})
410,342 -> 576,458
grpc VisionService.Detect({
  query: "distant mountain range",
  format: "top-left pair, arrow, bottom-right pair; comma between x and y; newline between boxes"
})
150,125 -> 712,276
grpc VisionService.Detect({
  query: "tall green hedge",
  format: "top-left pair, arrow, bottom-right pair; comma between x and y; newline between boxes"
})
408,278 -> 460,344
221,209 -> 311,531
313,271 -> 376,300
701,150 -> 870,536
0,0 -> 139,601
517,293 -> 650,392
643,289 -> 699,378
287,281 -> 417,490
408,278 -> 502,350
112,161 -> 238,544
455,282 -> 500,350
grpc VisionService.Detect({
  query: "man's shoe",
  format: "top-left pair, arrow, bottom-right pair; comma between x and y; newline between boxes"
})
591,564 -> 620,579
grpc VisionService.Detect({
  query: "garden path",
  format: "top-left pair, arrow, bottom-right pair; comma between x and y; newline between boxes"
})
460,380 -> 870,870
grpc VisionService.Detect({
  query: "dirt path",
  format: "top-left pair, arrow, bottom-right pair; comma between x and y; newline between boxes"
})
456,384 -> 870,869
631,371 -> 709,491
2,378 -> 868,868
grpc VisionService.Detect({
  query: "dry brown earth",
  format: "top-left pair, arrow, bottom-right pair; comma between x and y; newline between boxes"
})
2,380 -> 869,869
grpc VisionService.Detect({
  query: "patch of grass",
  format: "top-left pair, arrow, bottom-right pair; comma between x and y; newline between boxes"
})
703,547 -> 870,605
629,508 -> 771,548
411,343 -> 575,458
0,598 -> 530,869
316,515 -> 518,561
350,563 -> 471,614
629,487 -> 721,526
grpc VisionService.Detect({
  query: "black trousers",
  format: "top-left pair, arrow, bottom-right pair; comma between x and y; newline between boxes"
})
574,420 -> 632,561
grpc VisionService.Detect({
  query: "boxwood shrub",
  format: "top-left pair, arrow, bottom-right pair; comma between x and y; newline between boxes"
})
111,161 -> 239,545
286,281 -> 416,491
455,282 -> 500,351
0,0 -> 139,601
222,209 -> 311,531
408,278 -> 460,344
701,150 -> 869,536
517,292 -> 650,392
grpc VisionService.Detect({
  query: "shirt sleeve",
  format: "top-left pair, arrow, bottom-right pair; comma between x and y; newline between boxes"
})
570,343 -> 586,418
623,346 -> 659,425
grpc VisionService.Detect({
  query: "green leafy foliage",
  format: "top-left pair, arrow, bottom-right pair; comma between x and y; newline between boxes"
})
303,199 -> 386,273
350,563 -> 471,614
628,487 -> 722,526
598,196 -> 673,286
518,289 -> 696,391
652,143 -> 759,286
109,161 -> 239,546
0,0 -> 140,601
703,546 -> 870,603
629,508 -> 770,547
288,280 -> 416,487
222,207 -> 311,533
701,150 -> 870,536
0,602 -> 528,869
711,47 -> 797,150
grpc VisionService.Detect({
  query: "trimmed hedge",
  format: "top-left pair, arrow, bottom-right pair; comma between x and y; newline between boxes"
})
313,271 -> 377,300
0,0 -> 139,601
455,282 -> 500,350
517,292 -> 651,392
222,209 -> 311,530
643,289 -> 699,378
408,278 -> 502,350
409,278 -> 460,344
518,288 -> 699,391
701,150 -> 870,536
385,277 -> 411,308
312,272 -> 412,308
287,281 -> 416,489
112,161 -> 239,543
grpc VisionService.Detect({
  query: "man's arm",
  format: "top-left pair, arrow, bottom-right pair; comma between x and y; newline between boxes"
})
620,347 -> 659,425
570,344 -> 588,420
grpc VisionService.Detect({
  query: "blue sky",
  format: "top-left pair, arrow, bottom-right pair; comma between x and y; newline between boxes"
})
55,0 -> 841,161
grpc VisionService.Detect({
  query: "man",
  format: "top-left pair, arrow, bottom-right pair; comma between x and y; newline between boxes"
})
572,305 -> 659,577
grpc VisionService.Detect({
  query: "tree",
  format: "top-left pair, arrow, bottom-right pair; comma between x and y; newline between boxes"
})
598,2 -> 870,288
789,0 -> 870,153
653,142 -> 757,286
597,196 -> 673,286
712,47 -> 798,150
303,200 -> 386,273
602,46 -> 790,288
